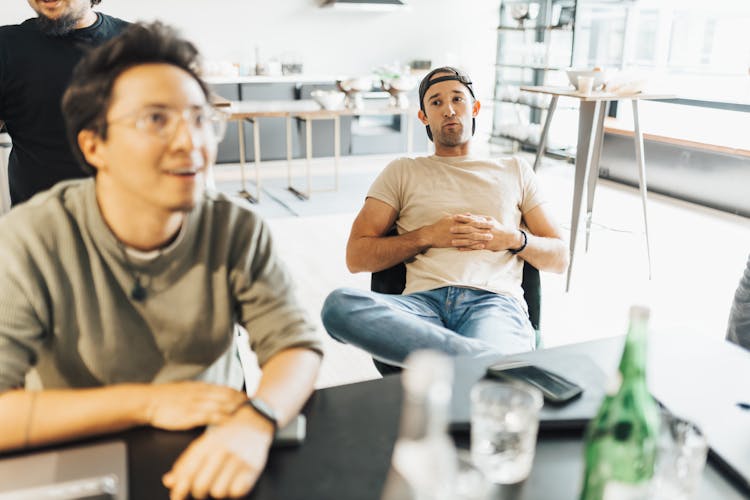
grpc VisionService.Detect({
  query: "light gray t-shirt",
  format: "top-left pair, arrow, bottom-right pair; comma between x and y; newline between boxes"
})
367,155 -> 545,305
0,179 -> 323,391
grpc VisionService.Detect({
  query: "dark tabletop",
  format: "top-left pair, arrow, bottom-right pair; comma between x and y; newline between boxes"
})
4,337 -> 748,499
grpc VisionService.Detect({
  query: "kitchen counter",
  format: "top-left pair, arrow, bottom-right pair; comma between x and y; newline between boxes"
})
205,75 -> 348,85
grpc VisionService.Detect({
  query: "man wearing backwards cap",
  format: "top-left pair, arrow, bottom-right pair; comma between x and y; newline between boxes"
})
321,67 -> 568,366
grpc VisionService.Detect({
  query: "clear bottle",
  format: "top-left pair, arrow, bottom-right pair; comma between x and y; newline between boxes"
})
380,350 -> 458,500
579,305 -> 661,500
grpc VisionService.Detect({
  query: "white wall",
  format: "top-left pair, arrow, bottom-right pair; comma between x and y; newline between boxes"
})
2,1 -> 500,102
3,1 -> 500,137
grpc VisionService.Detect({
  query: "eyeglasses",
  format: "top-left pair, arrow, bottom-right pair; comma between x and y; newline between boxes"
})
107,105 -> 228,143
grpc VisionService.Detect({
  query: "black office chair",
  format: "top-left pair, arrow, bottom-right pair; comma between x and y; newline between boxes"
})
370,229 -> 542,376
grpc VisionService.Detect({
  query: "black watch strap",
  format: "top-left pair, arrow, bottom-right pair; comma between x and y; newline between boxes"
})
242,397 -> 278,431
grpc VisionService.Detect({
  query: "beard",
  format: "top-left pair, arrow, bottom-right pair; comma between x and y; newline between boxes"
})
35,7 -> 87,36
433,123 -> 468,148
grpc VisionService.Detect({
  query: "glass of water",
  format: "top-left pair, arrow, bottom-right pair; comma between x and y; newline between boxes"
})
652,410 -> 709,500
470,379 -> 543,484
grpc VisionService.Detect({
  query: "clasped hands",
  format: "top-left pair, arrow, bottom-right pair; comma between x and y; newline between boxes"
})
141,382 -> 273,499
426,212 -> 521,252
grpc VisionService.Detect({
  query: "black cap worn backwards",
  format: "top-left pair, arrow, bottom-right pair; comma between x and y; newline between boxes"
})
417,66 -> 476,142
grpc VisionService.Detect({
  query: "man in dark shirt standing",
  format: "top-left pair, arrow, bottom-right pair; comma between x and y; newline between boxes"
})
0,1 -> 128,205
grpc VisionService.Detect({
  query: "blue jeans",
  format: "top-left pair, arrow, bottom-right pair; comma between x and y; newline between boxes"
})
321,286 -> 535,366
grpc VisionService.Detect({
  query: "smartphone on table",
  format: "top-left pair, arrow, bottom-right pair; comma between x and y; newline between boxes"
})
486,362 -> 583,404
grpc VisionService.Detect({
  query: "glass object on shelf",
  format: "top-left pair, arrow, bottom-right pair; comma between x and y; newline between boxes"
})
509,3 -> 540,28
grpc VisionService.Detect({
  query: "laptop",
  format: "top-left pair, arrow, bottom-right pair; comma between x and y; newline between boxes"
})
448,339 -> 615,432
0,441 -> 127,500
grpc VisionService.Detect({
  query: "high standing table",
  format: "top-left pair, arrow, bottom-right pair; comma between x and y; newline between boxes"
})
520,86 -> 673,290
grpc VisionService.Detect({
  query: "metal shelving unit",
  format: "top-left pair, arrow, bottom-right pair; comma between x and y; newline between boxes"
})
491,0 -> 578,154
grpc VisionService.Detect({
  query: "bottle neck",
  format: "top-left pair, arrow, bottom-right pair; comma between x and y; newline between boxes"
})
618,316 -> 649,381
398,386 -> 451,441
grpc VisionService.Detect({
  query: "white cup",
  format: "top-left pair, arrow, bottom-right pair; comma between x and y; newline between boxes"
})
577,76 -> 595,95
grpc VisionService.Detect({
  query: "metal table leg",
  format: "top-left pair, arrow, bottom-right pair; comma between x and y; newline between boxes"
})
286,115 -> 292,189
585,101 -> 609,252
252,117 -> 261,202
566,100 -> 601,291
287,115 -> 342,200
334,115 -> 340,191
533,95 -> 558,171
237,118 -> 258,204
288,117 -> 311,201
406,112 -> 414,155
632,99 -> 652,279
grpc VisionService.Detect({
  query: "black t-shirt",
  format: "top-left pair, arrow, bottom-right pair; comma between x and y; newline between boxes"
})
0,13 -> 129,205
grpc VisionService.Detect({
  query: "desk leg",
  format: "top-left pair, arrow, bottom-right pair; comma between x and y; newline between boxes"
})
306,118 -> 312,199
585,101 -> 609,252
533,96 -> 558,172
632,100 -> 652,279
334,115 -> 340,191
237,119 -> 257,204
406,113 -> 414,155
566,100 -> 600,291
288,118 -> 312,201
252,118 -> 261,202
286,115 -> 292,188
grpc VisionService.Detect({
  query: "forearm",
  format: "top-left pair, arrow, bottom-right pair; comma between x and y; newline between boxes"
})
346,230 -> 430,274
250,348 -> 321,428
515,231 -> 569,274
0,385 -> 148,452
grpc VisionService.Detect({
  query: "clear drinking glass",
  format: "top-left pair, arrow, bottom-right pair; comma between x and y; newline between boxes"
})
455,450 -> 493,500
652,410 -> 709,500
470,379 -> 543,484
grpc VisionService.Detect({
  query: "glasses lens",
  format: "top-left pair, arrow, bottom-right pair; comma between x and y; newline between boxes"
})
210,109 -> 228,141
130,106 -> 227,142
136,108 -> 175,137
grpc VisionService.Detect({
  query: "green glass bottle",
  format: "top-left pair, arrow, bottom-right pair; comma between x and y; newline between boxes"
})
579,306 -> 661,500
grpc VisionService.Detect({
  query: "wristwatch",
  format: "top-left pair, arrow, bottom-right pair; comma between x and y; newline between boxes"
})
240,397 -> 278,431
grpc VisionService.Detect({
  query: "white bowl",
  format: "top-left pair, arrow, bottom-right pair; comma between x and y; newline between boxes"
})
565,69 -> 607,91
311,90 -> 345,110
339,77 -> 373,92
387,76 -> 417,92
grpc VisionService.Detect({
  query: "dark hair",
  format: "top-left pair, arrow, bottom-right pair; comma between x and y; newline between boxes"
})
62,21 -> 209,174
91,0 -> 102,5
417,66 -> 476,142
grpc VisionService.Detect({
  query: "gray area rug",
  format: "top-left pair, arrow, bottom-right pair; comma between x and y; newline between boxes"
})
215,170 -> 379,219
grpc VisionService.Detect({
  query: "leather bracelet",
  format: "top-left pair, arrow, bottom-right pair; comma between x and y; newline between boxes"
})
509,229 -> 527,255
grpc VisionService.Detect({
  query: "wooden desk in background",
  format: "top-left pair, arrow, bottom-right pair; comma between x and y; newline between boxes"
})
221,101 -> 416,202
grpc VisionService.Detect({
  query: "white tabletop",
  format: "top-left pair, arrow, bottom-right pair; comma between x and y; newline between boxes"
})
520,85 -> 675,102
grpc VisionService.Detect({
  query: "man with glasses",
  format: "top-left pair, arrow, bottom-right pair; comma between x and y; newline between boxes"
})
0,22 -> 322,500
322,67 -> 568,366
0,0 -> 128,206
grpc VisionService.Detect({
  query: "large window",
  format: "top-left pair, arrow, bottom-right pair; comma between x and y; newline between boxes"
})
628,0 -> 750,103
